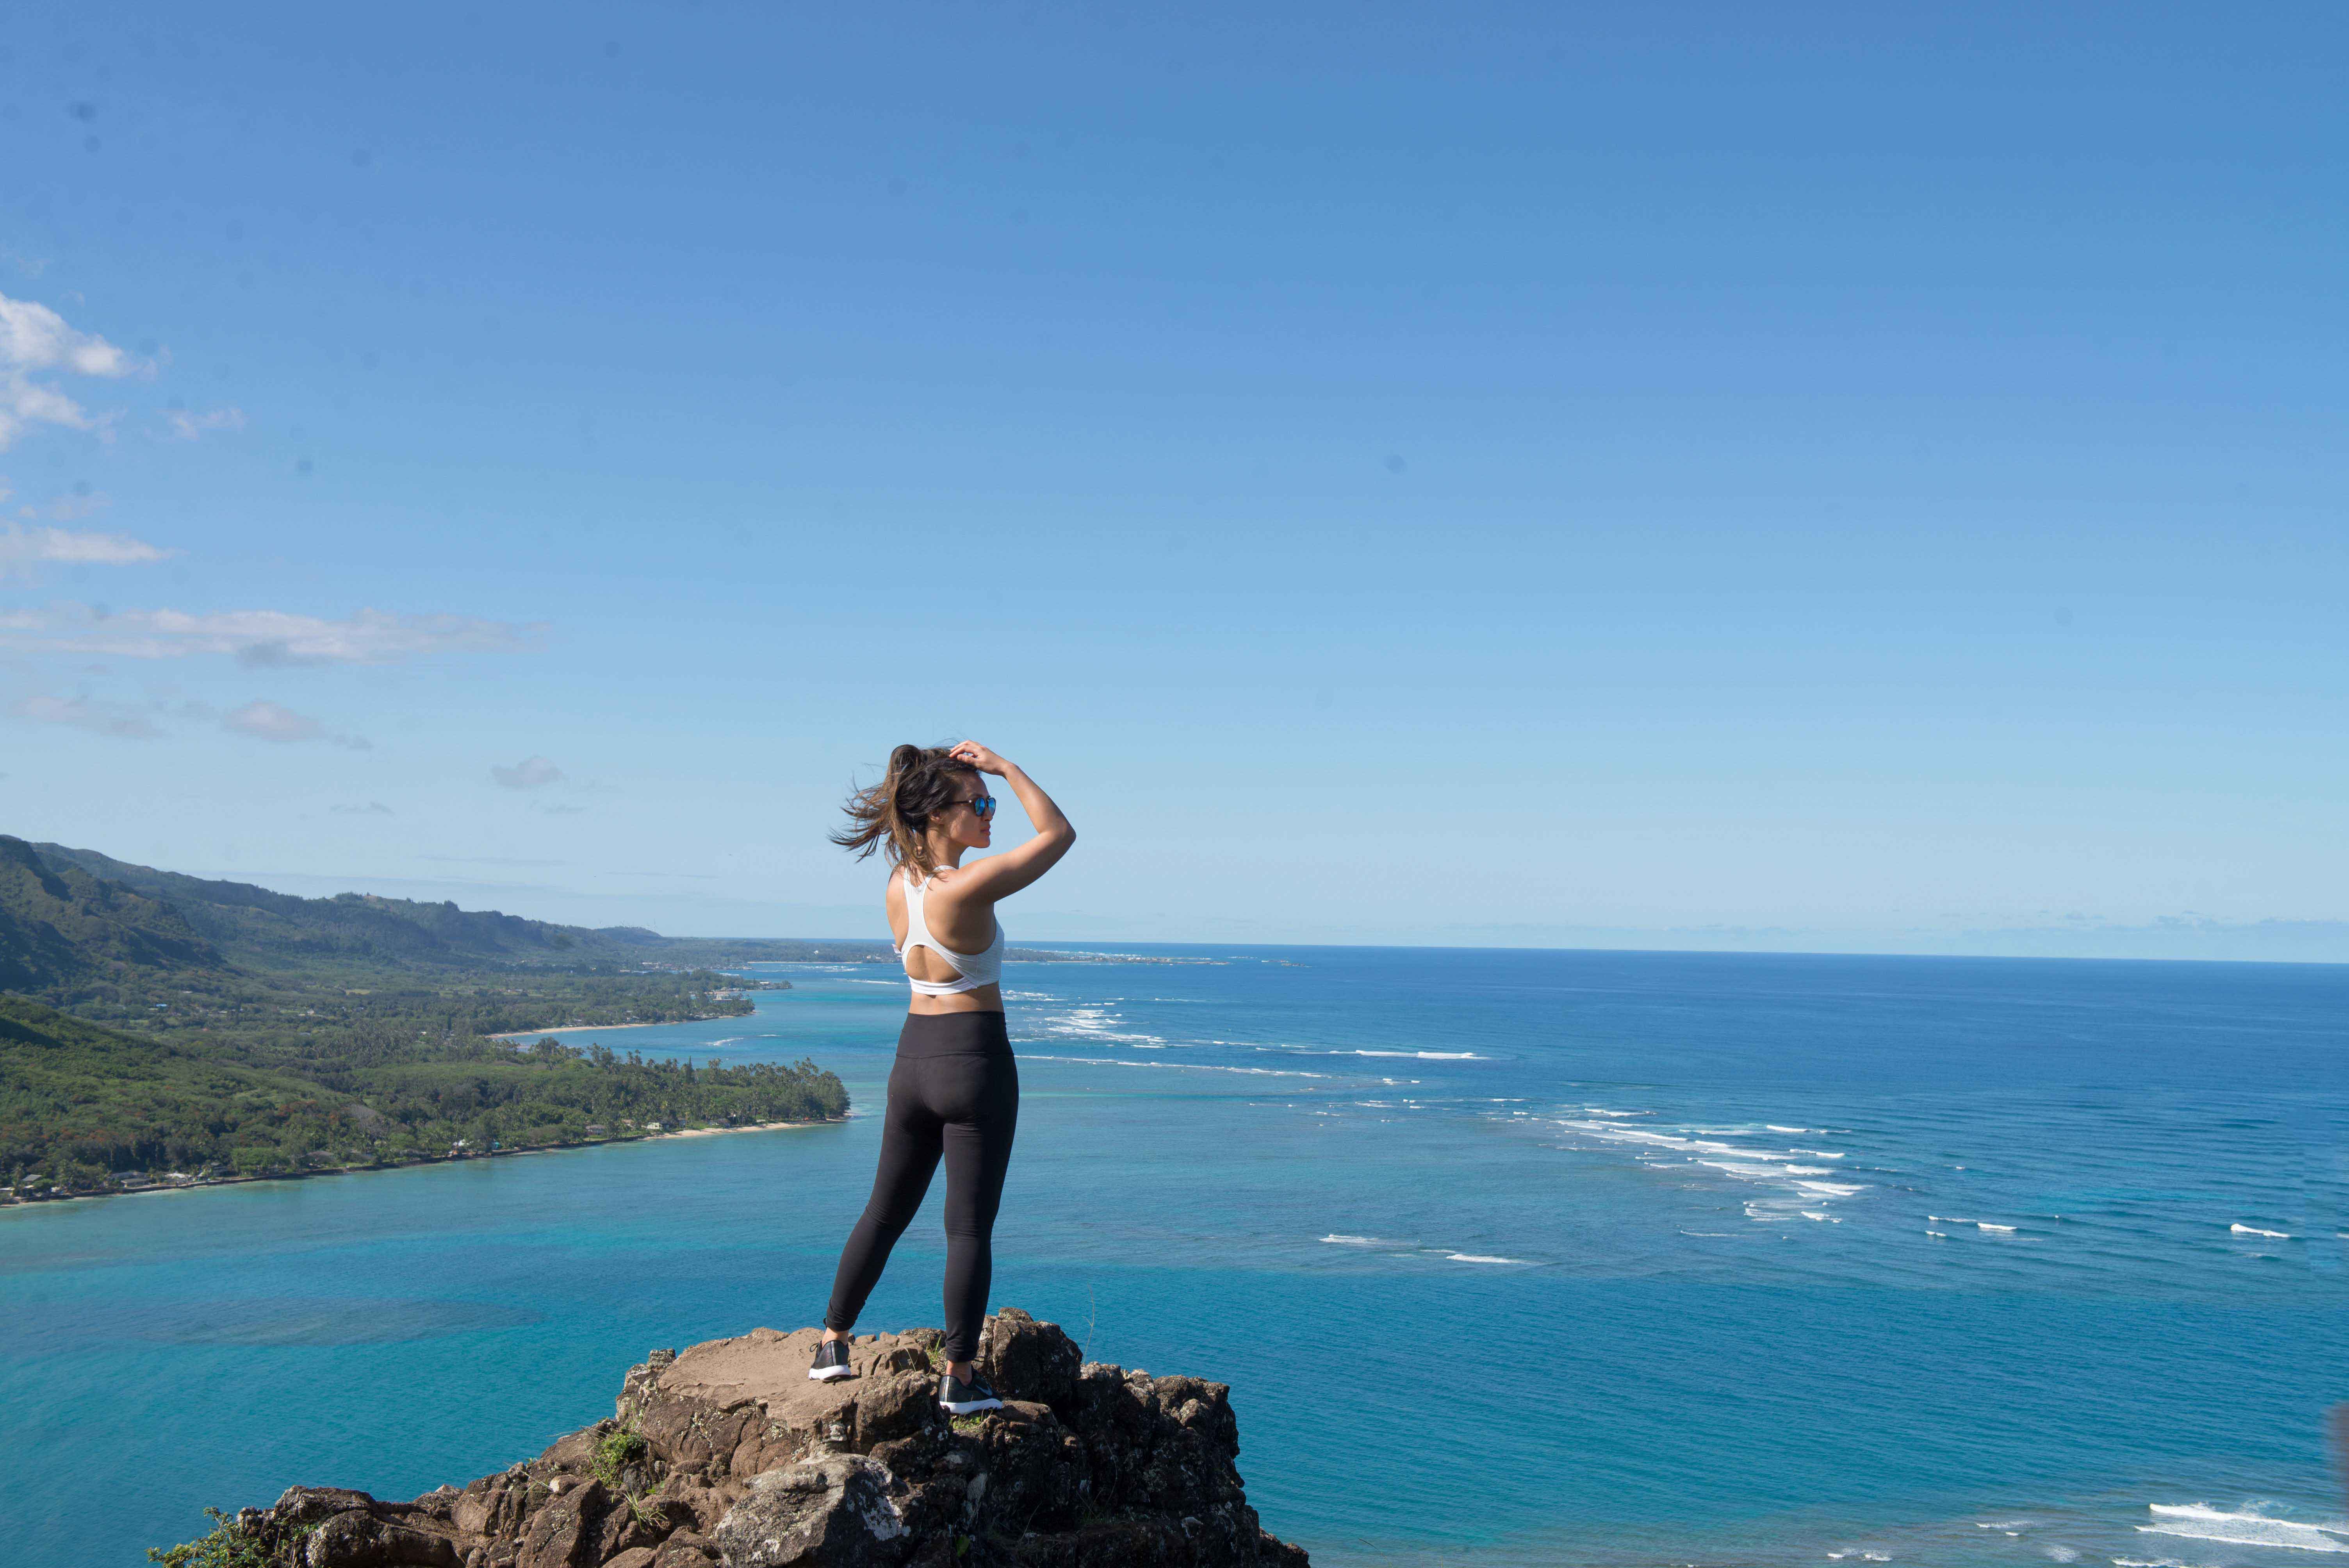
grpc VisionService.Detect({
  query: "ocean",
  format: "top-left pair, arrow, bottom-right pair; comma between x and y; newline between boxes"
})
4,946 -> 2344,1566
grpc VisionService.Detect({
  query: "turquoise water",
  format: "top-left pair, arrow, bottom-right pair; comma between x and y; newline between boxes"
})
5,948 -> 2345,1566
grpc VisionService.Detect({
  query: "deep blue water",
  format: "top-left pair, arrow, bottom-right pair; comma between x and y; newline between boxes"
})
4,947 -> 2345,1566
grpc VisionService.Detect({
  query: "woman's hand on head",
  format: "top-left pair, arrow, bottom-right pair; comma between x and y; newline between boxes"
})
929,743 -> 1071,902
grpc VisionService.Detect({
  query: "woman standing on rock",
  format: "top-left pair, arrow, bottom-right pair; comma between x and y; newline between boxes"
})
812,741 -> 1075,1415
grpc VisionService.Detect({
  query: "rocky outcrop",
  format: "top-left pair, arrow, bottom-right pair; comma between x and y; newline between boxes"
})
215,1309 -> 1308,1568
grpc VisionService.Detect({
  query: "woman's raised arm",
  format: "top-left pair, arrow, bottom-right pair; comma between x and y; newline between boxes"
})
941,741 -> 1073,902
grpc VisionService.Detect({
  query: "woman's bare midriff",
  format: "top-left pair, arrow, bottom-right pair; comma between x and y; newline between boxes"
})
907,983 -> 1003,1016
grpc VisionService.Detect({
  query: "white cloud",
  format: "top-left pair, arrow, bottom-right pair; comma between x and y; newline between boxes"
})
0,293 -> 149,449
9,692 -> 161,739
0,602 -> 540,663
0,295 -> 137,377
222,698 -> 371,750
331,801 -> 394,815
8,688 -> 370,747
0,523 -> 173,578
164,406 -> 246,440
491,755 -> 565,789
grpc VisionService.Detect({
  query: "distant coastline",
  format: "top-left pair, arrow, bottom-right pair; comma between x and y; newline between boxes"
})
488,1018 -> 732,1039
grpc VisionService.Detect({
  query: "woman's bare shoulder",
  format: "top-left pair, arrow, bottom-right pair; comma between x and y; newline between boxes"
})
922,864 -> 984,905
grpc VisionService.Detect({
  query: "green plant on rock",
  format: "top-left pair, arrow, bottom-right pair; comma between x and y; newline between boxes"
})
589,1425 -> 671,1529
147,1508 -> 272,1568
590,1424 -> 647,1490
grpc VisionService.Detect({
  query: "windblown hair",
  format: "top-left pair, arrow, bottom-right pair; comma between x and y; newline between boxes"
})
831,743 -> 980,879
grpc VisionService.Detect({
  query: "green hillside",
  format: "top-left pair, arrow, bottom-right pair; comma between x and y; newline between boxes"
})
0,993 -> 845,1194
0,836 -> 849,1200
0,994 -> 319,1181
32,839 -> 652,971
0,837 -> 221,995
1,834 -> 793,1043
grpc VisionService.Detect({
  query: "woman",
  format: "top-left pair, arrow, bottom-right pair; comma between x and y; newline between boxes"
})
811,740 -> 1075,1414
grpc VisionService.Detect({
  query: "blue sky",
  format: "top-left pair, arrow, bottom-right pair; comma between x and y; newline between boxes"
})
2,2 -> 2344,955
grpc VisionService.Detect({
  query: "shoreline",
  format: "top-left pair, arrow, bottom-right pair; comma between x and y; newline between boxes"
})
0,1115 -> 841,1213
487,1017 -> 743,1040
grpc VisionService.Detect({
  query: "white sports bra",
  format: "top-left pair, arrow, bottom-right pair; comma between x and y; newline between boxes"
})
897,866 -> 1005,996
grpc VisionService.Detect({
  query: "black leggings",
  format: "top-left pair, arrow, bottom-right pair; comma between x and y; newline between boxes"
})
824,1012 -> 1019,1363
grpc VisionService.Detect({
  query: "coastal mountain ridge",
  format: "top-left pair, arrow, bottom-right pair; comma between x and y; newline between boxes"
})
21,837 -> 744,977
0,836 -> 221,994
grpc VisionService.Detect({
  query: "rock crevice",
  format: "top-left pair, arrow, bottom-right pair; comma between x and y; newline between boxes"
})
221,1308 -> 1308,1568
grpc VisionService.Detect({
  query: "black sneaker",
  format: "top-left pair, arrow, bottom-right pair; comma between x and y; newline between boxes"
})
937,1372 -> 1003,1415
807,1337 -> 855,1382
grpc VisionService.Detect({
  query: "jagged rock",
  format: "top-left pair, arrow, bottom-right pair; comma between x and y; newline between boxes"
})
242,1486 -> 467,1568
974,1308 -> 1080,1413
300,1510 -> 461,1567
651,1533 -> 719,1567
848,1372 -> 934,1451
274,1487 -> 385,1533
203,1310 -> 1306,1568
515,1474 -> 615,1568
710,1456 -> 906,1566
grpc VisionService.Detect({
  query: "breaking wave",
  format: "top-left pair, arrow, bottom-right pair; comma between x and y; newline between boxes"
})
1022,1055 -> 1327,1079
1548,1113 -> 1868,1224
1038,1006 -> 1166,1046
2139,1504 -> 2349,1552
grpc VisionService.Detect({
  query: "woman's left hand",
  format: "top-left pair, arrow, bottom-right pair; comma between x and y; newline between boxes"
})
950,741 -> 1009,775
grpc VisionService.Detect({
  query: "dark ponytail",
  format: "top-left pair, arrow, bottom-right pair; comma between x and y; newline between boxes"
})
831,743 -> 979,878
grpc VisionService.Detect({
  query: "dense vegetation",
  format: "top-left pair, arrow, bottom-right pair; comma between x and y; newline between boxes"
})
1,995 -> 847,1194
0,836 -> 850,1200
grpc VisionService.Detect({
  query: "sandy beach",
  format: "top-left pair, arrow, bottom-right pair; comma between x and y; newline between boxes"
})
1,1115 -> 839,1212
488,1017 -> 743,1040
662,1120 -> 827,1139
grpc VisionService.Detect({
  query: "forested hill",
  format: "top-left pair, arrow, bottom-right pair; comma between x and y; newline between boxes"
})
0,836 -> 223,993
0,835 -> 853,1198
25,838 -> 661,972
